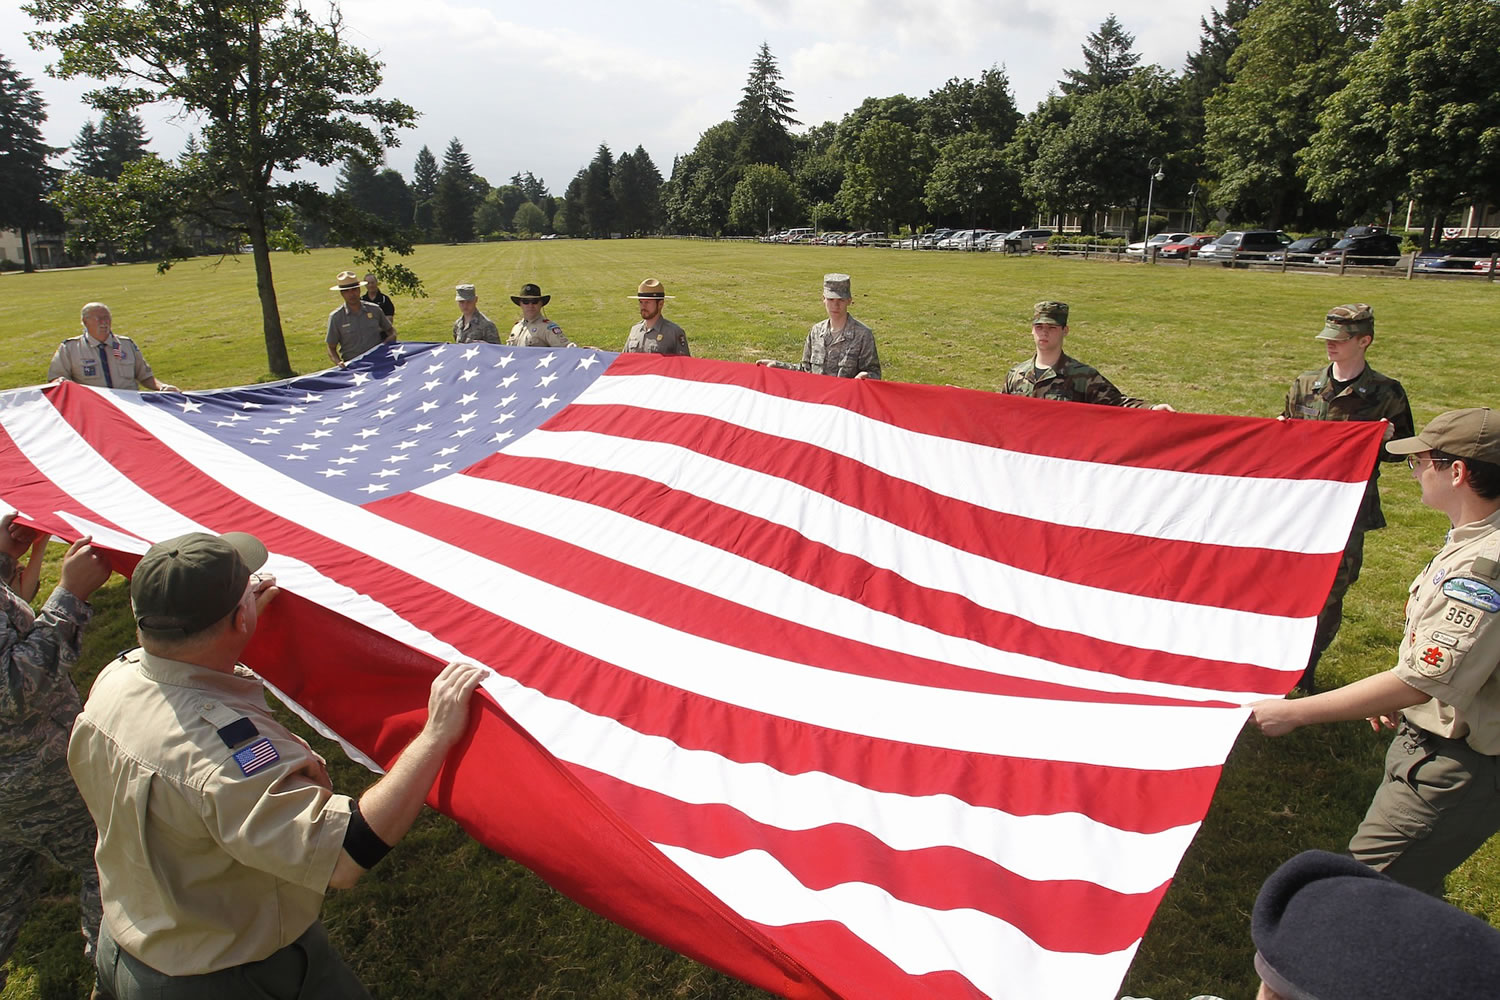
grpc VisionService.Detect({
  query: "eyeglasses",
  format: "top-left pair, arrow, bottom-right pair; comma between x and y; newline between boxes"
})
1406,455 -> 1455,472
518,298 -> 541,305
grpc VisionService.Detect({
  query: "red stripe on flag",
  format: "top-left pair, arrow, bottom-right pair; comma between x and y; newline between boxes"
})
572,765 -> 1169,955
602,354 -> 1388,482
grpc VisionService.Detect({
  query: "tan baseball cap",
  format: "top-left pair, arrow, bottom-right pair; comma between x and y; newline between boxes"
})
1386,408 -> 1499,464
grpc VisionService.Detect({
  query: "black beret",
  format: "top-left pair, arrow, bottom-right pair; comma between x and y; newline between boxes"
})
1252,850 -> 1500,1000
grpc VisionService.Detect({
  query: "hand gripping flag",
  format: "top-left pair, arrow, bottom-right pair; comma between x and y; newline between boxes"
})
0,342 -> 1386,999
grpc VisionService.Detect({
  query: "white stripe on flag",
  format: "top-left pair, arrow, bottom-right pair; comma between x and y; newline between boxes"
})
573,374 -> 1364,553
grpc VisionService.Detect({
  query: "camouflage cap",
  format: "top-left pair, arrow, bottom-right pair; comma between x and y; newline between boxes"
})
1317,303 -> 1374,341
454,283 -> 478,302
822,273 -> 853,300
1386,408 -> 1500,464
1032,300 -> 1069,326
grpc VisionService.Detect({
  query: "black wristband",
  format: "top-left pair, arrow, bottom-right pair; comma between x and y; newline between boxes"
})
342,802 -> 393,869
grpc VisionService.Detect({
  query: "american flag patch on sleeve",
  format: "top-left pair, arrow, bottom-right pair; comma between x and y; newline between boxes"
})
232,737 -> 280,777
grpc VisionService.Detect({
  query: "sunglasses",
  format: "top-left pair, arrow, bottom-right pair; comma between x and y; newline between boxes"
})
518,298 -> 541,305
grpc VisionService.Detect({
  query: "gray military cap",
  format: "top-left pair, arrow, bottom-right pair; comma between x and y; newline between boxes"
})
455,284 -> 478,302
822,273 -> 853,300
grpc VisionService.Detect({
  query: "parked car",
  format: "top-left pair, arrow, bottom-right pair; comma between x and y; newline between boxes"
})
1159,234 -> 1216,259
998,228 -> 1053,252
1126,232 -> 1191,257
854,231 -> 887,245
1314,232 -> 1402,267
1413,237 -> 1500,271
1267,236 -> 1337,263
1198,230 -> 1292,264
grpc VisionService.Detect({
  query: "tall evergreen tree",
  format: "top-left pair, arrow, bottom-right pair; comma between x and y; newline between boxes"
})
434,137 -> 478,242
581,142 -> 616,237
734,42 -> 799,168
611,145 -> 663,235
412,144 -> 439,234
0,51 -> 64,272
1061,14 -> 1142,95
72,110 -> 149,179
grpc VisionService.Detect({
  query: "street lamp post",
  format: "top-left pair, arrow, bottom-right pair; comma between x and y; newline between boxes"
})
767,204 -> 772,239
1186,183 -> 1198,233
1143,156 -> 1165,243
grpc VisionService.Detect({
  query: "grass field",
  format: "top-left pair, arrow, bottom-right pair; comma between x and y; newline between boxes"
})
2,240 -> 1498,1000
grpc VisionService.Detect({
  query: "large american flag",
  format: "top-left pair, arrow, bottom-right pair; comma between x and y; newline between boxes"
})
2,342 -> 1384,999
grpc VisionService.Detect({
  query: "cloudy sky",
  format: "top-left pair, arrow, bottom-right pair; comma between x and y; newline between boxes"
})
5,0 -> 1224,193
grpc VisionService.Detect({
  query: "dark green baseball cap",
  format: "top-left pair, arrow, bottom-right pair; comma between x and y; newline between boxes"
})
132,531 -> 268,636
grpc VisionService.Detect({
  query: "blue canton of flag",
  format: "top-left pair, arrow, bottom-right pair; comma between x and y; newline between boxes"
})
139,342 -> 615,506
233,736 -> 281,777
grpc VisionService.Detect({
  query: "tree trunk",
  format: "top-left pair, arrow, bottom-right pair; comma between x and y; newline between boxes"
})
19,222 -> 35,273
246,205 -> 292,377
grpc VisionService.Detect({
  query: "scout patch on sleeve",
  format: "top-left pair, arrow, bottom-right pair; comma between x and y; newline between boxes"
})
1440,603 -> 1480,632
1412,644 -> 1451,678
1441,577 -> 1500,613
232,737 -> 280,777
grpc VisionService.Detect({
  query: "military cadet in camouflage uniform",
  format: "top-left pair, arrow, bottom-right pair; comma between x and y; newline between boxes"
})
1002,301 -> 1173,409
508,283 -> 577,348
757,273 -> 881,379
452,285 -> 502,344
1281,304 -> 1414,692
0,514 -> 113,993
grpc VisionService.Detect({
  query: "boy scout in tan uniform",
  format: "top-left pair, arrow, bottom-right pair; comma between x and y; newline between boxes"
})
1251,408 -> 1500,896
47,302 -> 176,391
68,531 -> 486,998
508,283 -> 576,348
623,278 -> 690,355
1280,304 -> 1414,692
325,270 -> 396,367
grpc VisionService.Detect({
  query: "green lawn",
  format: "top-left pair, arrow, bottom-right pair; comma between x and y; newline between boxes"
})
2,241 -> 1497,1000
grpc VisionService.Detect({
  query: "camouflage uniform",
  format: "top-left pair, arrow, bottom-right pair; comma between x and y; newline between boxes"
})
768,317 -> 882,379
0,552 -> 100,987
453,311 -> 502,345
1282,362 -> 1414,686
1002,353 -> 1152,407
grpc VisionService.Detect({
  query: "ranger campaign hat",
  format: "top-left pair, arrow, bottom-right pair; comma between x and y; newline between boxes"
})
329,270 -> 367,292
627,278 -> 675,300
1316,302 -> 1375,340
132,532 -> 268,637
1032,300 -> 1069,326
510,283 -> 551,306
822,273 -> 853,300
455,284 -> 478,302
1386,407 -> 1500,464
1252,850 -> 1500,1000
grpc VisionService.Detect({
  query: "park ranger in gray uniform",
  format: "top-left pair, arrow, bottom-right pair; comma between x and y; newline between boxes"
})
0,514 -> 113,994
47,302 -> 176,391
325,270 -> 396,367
758,273 -> 881,379
452,284 -> 501,344
623,279 -> 690,355
508,283 -> 576,348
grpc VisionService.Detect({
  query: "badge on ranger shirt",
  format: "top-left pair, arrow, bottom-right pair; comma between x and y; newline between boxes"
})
1442,577 -> 1500,613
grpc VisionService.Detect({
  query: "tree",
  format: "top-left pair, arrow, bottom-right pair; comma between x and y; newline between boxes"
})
1061,14 -> 1142,95
921,66 -> 1023,146
924,132 -> 1021,227
72,109 -> 149,180
661,121 -> 738,235
580,142 -> 616,237
412,143 -> 438,234
1302,0 -> 1500,241
512,201 -> 548,237
728,163 -> 800,235
611,146 -> 663,235
472,187 -> 513,236
1203,0 -> 1352,228
434,137 -> 479,242
367,168 -> 414,230
837,120 -> 930,232
337,153 -> 380,207
734,42 -> 798,169
0,51 -> 64,273
51,153 -> 191,263
25,0 -> 419,377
